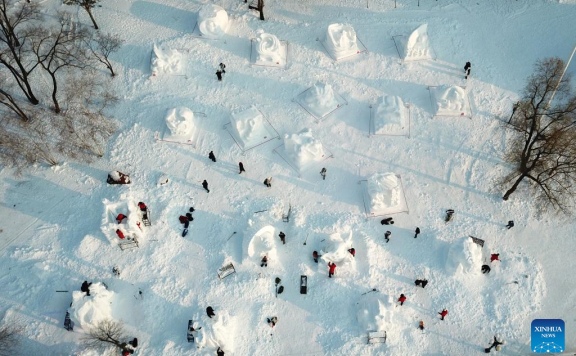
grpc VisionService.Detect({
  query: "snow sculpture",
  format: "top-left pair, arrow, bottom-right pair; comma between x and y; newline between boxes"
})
366,173 -> 402,214
255,31 -> 282,64
198,4 -> 229,39
320,231 -> 354,267
196,310 -> 236,353
151,44 -> 182,76
283,129 -> 325,170
246,225 -> 278,265
403,24 -> 433,61
230,107 -> 266,149
69,283 -> 115,331
434,85 -> 468,116
165,107 -> 196,142
322,23 -> 359,60
373,96 -> 408,134
102,198 -> 145,243
302,82 -> 339,117
357,293 -> 395,331
445,237 -> 483,275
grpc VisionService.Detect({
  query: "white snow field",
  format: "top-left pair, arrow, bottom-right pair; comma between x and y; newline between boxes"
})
1,0 -> 576,355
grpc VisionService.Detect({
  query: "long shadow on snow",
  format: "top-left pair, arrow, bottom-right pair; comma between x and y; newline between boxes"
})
130,1 -> 195,33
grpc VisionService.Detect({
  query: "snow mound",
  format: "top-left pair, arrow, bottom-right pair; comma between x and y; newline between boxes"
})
373,96 -> 408,135
68,283 -> 115,331
403,24 -> 433,60
165,107 -> 196,142
246,225 -> 278,265
445,237 -> 483,275
320,231 -> 355,268
322,23 -> 359,60
151,44 -> 182,76
366,173 -> 403,215
230,106 -> 268,149
255,31 -> 283,64
102,198 -> 144,244
433,85 -> 469,116
198,4 -> 229,39
283,129 -> 326,171
302,82 -> 339,118
196,310 -> 236,353
357,293 -> 395,331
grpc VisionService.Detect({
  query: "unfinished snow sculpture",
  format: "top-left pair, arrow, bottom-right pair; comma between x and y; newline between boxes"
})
373,96 -> 408,134
366,173 -> 402,214
322,23 -> 359,60
230,107 -> 266,149
196,310 -> 236,352
403,24 -> 433,61
165,107 -> 196,142
150,44 -> 182,76
284,129 -> 325,171
302,82 -> 340,118
445,237 -> 483,275
246,225 -> 278,265
68,283 -> 115,331
198,4 -> 229,39
357,293 -> 394,331
256,31 -> 282,64
434,85 -> 468,116
102,198 -> 145,244
320,231 -> 355,267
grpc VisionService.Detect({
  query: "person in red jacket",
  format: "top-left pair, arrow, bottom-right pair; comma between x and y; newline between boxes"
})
137,202 -> 147,211
116,214 -> 127,224
116,229 -> 125,239
439,309 -> 448,320
398,293 -> 407,306
490,253 -> 500,262
348,248 -> 356,257
328,262 -> 336,278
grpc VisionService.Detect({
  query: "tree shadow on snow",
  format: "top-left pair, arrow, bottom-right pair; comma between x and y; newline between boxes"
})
130,1 -> 195,33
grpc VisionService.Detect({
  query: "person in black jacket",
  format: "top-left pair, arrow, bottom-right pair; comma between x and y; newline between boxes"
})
206,306 -> 215,318
202,180 -> 210,193
464,62 -> 471,79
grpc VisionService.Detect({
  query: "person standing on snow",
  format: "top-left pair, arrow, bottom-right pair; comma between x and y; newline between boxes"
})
490,253 -> 500,262
261,256 -> 268,267
398,294 -> 407,306
312,251 -> 319,263
464,62 -> 471,79
217,347 -> 225,356
381,217 -> 394,225
116,213 -> 127,224
116,229 -> 125,240
505,220 -> 514,229
239,162 -> 245,174
384,231 -> 391,243
418,320 -> 425,331
267,316 -> 278,328
202,180 -> 210,193
481,264 -> 491,274
414,227 -> 421,238
206,306 -> 215,318
485,334 -> 505,353
208,151 -> 216,163
438,309 -> 448,321
328,262 -> 336,278
415,279 -> 428,288
348,248 -> 355,257
279,232 -> 286,245
320,167 -> 327,180
263,177 -> 272,188
137,202 -> 147,212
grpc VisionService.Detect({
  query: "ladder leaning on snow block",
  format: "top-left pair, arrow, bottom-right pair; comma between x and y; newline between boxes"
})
367,330 -> 386,344
187,320 -> 195,343
64,311 -> 74,331
142,208 -> 151,227
282,203 -> 292,223
300,275 -> 307,294
119,236 -> 140,251
217,263 -> 236,280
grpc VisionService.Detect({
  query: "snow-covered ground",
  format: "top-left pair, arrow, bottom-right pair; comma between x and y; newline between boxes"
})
1,0 -> 576,355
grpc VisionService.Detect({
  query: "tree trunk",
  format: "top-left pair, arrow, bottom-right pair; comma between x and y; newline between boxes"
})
0,89 -> 30,121
258,0 -> 264,20
49,72 -> 60,113
85,7 -> 99,30
503,174 -> 526,201
2,49 -> 40,104
105,59 -> 115,77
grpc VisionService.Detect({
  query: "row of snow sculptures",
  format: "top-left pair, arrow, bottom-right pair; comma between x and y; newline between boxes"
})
150,44 -> 183,76
321,23 -> 366,61
393,24 -> 435,62
430,85 -> 472,118
252,30 -> 288,68
370,95 -> 410,137
197,4 -> 229,39
295,82 -> 347,120
361,173 -> 409,217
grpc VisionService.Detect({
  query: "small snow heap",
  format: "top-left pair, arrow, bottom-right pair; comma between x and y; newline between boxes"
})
403,24 -> 433,60
323,23 -> 359,60
303,82 -> 339,114
366,173 -> 402,214
196,310 -> 236,353
434,85 -> 468,116
230,106 -> 266,149
255,30 -> 282,64
150,44 -> 182,76
246,224 -> 278,265
69,283 -> 115,331
284,129 -> 325,170
165,107 -> 196,141
373,96 -> 408,134
198,4 -> 229,39
357,293 -> 394,331
445,237 -> 483,275
320,231 -> 354,267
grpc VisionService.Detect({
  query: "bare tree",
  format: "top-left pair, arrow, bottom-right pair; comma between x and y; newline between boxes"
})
501,57 -> 576,213
0,323 -> 21,356
82,320 -> 133,354
248,0 -> 265,20
63,0 -> 100,30
0,86 -> 30,121
85,32 -> 123,77
0,0 -> 41,104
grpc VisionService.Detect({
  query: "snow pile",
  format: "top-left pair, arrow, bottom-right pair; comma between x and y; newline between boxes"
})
102,198 -> 144,243
433,85 -> 469,116
403,24 -> 433,61
445,237 -> 483,275
283,129 -> 326,171
196,310 -> 236,353
150,44 -> 182,76
322,23 -> 359,60
68,283 -> 115,331
366,173 -> 403,215
246,225 -> 278,265
197,4 -> 229,39
373,96 -> 408,135
230,106 -> 268,149
357,293 -> 394,331
320,231 -> 355,268
255,31 -> 283,64
301,82 -> 340,118
165,107 -> 196,142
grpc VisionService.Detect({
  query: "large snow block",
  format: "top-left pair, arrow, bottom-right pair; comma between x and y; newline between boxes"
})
319,231 -> 355,269
393,24 -> 435,62
68,283 -> 115,331
370,96 -> 410,137
225,106 -> 279,151
250,31 -> 288,68
429,85 -> 472,118
195,310 -> 236,353
321,23 -> 366,61
150,44 -> 183,76
245,225 -> 278,265
274,128 -> 333,174
102,198 -> 145,245
357,293 -> 394,332
361,173 -> 409,217
193,4 -> 229,39
294,82 -> 347,120
445,236 -> 483,275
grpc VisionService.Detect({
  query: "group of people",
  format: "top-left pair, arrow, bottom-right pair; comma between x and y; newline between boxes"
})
114,202 -> 148,240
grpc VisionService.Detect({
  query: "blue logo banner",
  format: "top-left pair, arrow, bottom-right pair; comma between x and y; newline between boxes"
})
532,319 -> 565,353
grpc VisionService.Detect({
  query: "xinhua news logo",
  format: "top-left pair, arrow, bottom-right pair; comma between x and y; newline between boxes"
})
532,319 -> 565,353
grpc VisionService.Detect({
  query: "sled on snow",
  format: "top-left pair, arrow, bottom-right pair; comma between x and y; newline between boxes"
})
217,263 -> 236,280
367,330 -> 386,344
119,236 -> 139,251
187,320 -> 196,343
300,275 -> 307,295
